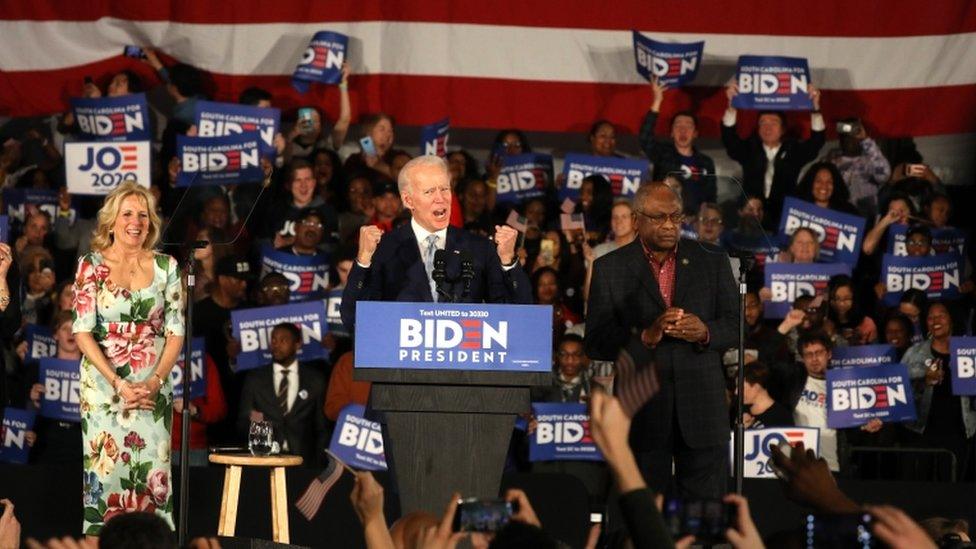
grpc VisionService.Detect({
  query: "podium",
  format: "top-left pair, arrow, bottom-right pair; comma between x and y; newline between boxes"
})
352,302 -> 552,515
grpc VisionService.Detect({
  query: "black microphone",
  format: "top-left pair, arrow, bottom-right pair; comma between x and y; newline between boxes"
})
459,250 -> 475,298
432,249 -> 452,302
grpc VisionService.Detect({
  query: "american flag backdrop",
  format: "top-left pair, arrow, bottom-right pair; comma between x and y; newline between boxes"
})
0,1 -> 975,139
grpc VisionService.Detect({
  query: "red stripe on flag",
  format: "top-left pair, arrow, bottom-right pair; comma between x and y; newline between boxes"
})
120,164 -> 137,170
5,2 -> 976,36
460,342 -> 480,349
464,332 -> 482,339
3,70 -> 976,138
461,320 -> 480,327
119,145 -> 137,151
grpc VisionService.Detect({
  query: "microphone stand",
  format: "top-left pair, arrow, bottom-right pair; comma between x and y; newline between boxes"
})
459,251 -> 474,299
178,240 -> 207,544
732,252 -> 755,495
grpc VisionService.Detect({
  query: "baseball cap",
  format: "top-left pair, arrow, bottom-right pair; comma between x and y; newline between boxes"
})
216,256 -> 253,280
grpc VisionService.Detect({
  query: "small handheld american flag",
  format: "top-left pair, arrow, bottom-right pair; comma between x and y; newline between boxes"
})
295,451 -> 355,520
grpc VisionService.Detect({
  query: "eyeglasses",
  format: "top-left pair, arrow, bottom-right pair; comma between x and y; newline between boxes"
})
801,349 -> 828,359
300,220 -> 324,229
906,239 -> 929,247
263,285 -> 289,295
504,141 -> 522,149
635,210 -> 684,226
557,351 -> 585,358
698,217 -> 723,226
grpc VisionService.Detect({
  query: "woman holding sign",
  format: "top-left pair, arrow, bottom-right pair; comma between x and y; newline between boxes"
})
72,182 -> 185,535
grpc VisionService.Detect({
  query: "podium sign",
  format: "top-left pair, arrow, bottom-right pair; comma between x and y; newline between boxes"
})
354,302 -> 552,372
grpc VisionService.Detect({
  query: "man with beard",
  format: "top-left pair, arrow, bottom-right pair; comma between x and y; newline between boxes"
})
585,182 -> 738,499
638,78 -> 716,215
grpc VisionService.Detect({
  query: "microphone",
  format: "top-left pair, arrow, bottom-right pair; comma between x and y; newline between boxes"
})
459,250 -> 474,298
432,249 -> 452,302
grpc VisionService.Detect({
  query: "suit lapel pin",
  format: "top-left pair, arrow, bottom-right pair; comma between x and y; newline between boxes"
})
298,389 -> 308,400
681,258 -> 689,266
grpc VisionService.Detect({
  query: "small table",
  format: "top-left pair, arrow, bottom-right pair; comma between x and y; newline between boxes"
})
209,452 -> 304,543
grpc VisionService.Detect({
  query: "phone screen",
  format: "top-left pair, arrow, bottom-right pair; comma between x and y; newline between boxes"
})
664,498 -> 733,544
806,513 -> 876,548
452,498 -> 512,532
123,45 -> 145,59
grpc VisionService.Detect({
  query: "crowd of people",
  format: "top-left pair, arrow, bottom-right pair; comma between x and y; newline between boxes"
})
0,43 -> 973,546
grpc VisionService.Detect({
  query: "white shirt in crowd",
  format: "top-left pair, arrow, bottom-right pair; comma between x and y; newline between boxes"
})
793,375 -> 838,471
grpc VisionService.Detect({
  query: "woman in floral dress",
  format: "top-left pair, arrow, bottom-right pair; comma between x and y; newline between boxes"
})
72,182 -> 185,534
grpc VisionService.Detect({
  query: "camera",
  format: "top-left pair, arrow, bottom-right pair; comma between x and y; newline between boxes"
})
664,497 -> 735,544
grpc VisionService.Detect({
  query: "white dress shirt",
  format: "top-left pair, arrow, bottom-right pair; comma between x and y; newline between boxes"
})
272,360 -> 299,414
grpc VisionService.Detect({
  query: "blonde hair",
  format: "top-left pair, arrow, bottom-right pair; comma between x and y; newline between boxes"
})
90,182 -> 162,252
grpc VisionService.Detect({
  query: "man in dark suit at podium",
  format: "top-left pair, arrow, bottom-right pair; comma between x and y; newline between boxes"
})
341,155 -> 532,332
238,323 -> 328,466
585,182 -> 738,499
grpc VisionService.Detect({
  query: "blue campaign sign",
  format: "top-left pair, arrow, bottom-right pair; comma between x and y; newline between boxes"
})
3,188 -> 59,224
420,118 -> 450,157
560,154 -> 649,201
880,253 -> 963,306
0,408 -> 36,464
830,345 -> 898,369
496,154 -> 553,203
260,246 -> 330,302
354,302 -> 552,372
731,427 -> 819,479
293,31 -> 348,92
826,363 -> 917,429
949,337 -> 976,396
40,358 -> 81,422
632,31 -> 704,87
763,262 -> 850,319
328,404 -> 387,471
887,224 -> 967,257
529,403 -> 604,462
194,100 -> 281,157
176,133 -> 264,187
732,55 -> 813,110
0,215 -> 8,242
70,94 -> 152,141
24,324 -> 57,363
324,288 -> 348,338
778,198 -> 866,265
231,301 -> 329,371
171,337 -> 206,400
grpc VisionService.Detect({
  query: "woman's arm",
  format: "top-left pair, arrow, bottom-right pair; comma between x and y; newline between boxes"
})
330,64 -> 352,148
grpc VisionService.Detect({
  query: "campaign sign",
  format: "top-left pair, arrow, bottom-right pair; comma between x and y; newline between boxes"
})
826,363 -> 917,429
632,31 -> 704,87
70,94 -> 151,141
880,253 -> 963,306
195,100 -> 281,157
763,262 -> 850,319
732,55 -> 813,110
40,358 -> 81,422
231,301 -> 329,371
260,246 -> 330,302
176,133 -> 264,187
830,345 -> 898,369
64,141 -> 151,195
24,324 -> 57,363
949,337 -> 976,396
730,427 -> 819,479
171,337 -> 206,400
529,403 -> 604,462
328,404 -> 387,471
560,154 -> 649,201
0,215 -> 7,243
3,188 -> 59,224
324,288 -> 348,338
496,154 -> 553,203
778,198 -> 865,265
420,118 -> 449,157
887,224 -> 967,257
355,302 -> 552,372
0,408 -> 36,464
293,31 -> 348,92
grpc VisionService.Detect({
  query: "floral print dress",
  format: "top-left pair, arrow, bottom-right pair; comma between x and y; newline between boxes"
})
72,251 -> 185,534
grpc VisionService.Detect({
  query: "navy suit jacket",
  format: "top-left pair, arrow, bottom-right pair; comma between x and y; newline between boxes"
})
584,238 -> 738,450
340,223 -> 532,332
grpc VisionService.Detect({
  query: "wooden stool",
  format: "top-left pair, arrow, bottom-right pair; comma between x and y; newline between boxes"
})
209,453 -> 304,543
